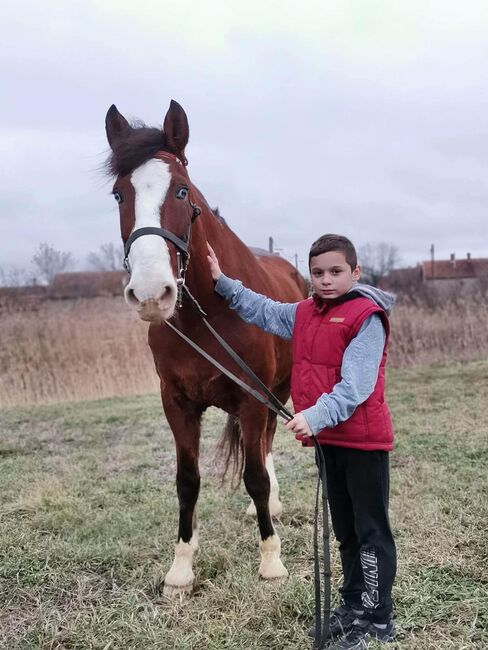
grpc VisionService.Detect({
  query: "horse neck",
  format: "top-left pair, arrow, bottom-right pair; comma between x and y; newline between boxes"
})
179,209 -> 225,323
180,207 -> 254,323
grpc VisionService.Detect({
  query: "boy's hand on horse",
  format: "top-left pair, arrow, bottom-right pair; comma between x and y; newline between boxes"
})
206,242 -> 222,281
285,413 -> 313,437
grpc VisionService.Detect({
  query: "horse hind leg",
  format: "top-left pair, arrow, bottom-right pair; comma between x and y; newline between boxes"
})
240,406 -> 288,580
246,406 -> 283,518
246,449 -> 282,518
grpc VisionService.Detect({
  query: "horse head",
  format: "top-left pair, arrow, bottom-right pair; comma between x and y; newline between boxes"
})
105,100 -> 200,322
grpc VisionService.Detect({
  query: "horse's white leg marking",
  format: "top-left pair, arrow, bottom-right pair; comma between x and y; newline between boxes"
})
246,453 -> 283,517
163,528 -> 199,596
266,452 -> 283,516
258,533 -> 288,579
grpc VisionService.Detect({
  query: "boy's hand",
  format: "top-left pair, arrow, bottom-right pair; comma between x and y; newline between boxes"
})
285,413 -> 313,437
206,242 -> 222,281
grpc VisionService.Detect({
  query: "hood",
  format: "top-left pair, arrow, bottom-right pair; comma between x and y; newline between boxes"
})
351,283 -> 396,315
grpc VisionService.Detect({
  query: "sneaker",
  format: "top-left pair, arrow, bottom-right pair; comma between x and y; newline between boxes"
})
308,603 -> 361,640
332,618 -> 396,649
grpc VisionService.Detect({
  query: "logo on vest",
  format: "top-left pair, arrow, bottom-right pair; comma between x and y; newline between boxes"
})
329,317 -> 345,322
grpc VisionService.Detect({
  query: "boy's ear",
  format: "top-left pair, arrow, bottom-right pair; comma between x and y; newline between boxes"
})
353,265 -> 361,282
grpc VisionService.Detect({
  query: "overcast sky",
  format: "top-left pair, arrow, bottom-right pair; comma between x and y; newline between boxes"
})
2,1 -> 487,278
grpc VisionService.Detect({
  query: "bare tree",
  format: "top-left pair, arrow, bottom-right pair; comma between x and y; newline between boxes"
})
32,243 -> 72,284
0,265 -> 37,287
358,242 -> 401,286
87,242 -> 124,272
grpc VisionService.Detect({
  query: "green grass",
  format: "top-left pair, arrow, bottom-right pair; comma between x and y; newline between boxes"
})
0,362 -> 487,649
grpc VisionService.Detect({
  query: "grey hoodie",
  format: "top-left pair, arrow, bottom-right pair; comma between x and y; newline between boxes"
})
214,275 -> 395,435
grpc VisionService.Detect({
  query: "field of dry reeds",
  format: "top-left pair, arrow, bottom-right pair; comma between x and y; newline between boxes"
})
0,296 -> 487,408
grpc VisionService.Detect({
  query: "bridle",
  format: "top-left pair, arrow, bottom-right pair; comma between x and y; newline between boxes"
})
122,151 -> 202,307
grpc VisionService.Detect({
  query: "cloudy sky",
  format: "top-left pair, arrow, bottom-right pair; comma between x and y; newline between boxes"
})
2,0 -> 487,278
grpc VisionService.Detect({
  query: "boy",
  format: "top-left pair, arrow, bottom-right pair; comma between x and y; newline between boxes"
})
206,234 -> 397,649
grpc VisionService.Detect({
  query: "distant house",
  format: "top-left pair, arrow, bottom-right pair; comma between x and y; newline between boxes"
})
381,254 -> 488,295
50,271 -> 126,299
421,254 -> 488,296
422,254 -> 488,282
380,266 -> 423,291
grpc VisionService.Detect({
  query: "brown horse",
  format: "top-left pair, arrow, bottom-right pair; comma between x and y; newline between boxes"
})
105,100 -> 307,596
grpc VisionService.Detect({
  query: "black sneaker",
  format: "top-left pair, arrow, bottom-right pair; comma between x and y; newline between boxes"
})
308,604 -> 361,640
332,618 -> 396,649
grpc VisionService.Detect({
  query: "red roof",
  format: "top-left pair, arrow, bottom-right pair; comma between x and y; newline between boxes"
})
422,258 -> 488,280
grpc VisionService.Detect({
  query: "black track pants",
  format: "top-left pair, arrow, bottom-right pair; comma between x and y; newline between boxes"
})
321,445 -> 397,623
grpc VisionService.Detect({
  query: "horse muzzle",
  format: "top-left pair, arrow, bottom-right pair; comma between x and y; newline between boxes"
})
137,298 -> 175,322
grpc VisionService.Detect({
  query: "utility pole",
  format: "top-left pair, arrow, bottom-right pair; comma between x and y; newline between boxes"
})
269,237 -> 274,254
430,243 -> 435,279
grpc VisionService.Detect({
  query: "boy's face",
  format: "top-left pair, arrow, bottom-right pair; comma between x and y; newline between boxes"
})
310,250 -> 361,300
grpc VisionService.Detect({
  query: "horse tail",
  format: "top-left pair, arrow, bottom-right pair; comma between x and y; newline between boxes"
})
217,415 -> 244,488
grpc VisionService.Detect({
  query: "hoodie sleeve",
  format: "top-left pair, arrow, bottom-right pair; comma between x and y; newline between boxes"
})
214,274 -> 298,339
301,313 -> 386,434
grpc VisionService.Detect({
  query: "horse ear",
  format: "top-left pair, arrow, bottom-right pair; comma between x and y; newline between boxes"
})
163,100 -> 189,162
105,104 -> 130,149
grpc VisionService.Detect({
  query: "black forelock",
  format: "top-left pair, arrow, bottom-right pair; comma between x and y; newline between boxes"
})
105,121 -> 169,177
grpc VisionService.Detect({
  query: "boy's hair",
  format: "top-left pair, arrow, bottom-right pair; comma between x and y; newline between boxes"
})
309,234 -> 358,270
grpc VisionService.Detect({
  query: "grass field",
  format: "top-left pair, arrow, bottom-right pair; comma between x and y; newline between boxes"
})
0,362 -> 487,649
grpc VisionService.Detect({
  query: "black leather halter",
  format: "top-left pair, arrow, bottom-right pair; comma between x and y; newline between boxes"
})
123,224 -> 196,274
122,152 -> 201,275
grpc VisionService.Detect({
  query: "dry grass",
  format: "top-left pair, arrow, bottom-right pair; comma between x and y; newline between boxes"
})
389,300 -> 488,367
0,298 -> 158,408
0,296 -> 487,407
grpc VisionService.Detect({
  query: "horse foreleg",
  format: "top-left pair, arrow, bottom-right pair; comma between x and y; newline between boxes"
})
240,406 -> 288,580
162,398 -> 202,598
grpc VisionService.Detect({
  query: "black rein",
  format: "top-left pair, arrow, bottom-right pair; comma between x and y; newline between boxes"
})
120,168 -> 330,649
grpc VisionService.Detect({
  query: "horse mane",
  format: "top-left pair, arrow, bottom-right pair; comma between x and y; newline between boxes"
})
105,121 -> 169,178
211,207 -> 227,225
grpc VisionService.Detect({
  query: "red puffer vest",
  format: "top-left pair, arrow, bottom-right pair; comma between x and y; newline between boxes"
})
291,293 -> 394,451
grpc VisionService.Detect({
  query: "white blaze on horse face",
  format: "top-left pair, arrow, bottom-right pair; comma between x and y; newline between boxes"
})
124,159 -> 177,316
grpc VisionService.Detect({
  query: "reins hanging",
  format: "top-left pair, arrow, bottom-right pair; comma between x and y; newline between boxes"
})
121,147 -> 331,647
167,282 -> 331,650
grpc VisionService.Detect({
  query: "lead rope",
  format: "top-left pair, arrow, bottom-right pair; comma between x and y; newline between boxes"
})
311,437 -> 331,649
169,283 -> 331,649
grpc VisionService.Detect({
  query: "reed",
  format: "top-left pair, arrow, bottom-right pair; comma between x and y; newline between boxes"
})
0,298 -> 158,408
0,296 -> 486,407
389,300 -> 488,367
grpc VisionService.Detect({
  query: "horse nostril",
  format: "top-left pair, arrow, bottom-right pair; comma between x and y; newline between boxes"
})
160,285 -> 173,301
125,287 -> 140,306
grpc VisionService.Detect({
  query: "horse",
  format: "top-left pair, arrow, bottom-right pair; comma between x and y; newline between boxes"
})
104,100 -> 308,597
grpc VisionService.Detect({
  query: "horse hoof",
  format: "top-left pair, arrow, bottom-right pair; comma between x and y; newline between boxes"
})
163,580 -> 194,599
259,558 -> 289,580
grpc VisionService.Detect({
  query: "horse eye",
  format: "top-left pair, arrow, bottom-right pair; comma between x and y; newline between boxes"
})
176,187 -> 188,200
113,191 -> 123,204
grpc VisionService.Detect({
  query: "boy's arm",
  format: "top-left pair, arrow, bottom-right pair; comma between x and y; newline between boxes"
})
215,274 -> 298,340
300,314 -> 386,434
